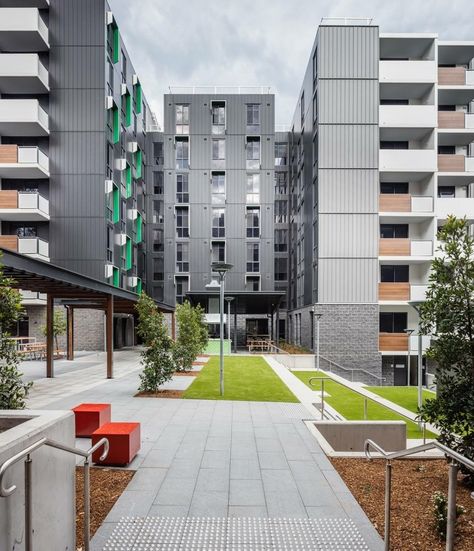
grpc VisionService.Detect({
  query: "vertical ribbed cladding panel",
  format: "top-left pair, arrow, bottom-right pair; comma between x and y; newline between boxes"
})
318,214 -> 378,257
50,0 -> 105,47
318,169 -> 378,213
318,80 -> 378,124
318,125 -> 378,169
318,25 -> 379,79
318,259 -> 378,303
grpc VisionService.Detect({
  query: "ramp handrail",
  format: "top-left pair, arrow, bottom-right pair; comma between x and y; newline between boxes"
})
364,438 -> 474,551
0,436 -> 109,551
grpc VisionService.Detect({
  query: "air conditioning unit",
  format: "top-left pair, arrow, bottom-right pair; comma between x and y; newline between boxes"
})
115,158 -> 126,171
105,180 -> 114,194
105,264 -> 114,278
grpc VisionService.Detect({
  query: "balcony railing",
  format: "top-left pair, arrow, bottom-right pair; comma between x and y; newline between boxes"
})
437,197 -> 474,220
438,111 -> 474,129
0,235 -> 49,258
438,67 -> 474,86
379,149 -> 437,173
379,105 -> 436,129
379,333 -> 408,352
379,60 -> 437,83
378,283 -> 428,302
379,194 -> 433,213
0,53 -> 49,93
0,191 -> 49,218
379,239 -> 433,257
438,154 -> 474,172
0,99 -> 49,136
0,8 -> 49,51
0,145 -> 49,172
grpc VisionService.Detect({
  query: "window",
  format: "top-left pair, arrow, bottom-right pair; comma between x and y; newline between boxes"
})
212,208 -> 225,238
153,229 -> 164,252
275,143 -> 287,166
121,49 -> 127,82
300,92 -> 305,124
380,224 -> 409,239
380,99 -> 409,105
313,90 -> 318,123
438,105 -> 456,111
245,276 -> 260,291
275,257 -> 288,281
176,173 -> 189,203
175,276 -> 189,305
175,206 -> 189,238
312,48 -> 318,88
246,104 -> 260,127
211,241 -> 225,263
212,138 -> 225,161
380,312 -> 407,333
211,101 -> 226,134
153,142 -> 164,165
175,104 -> 189,134
381,265 -> 409,282
380,182 -> 409,194
153,258 -> 164,281
246,243 -> 259,272
246,207 -> 260,238
246,137 -> 260,169
153,172 -> 163,195
438,186 -> 455,198
380,141 -> 409,150
246,173 -> 260,204
274,229 -> 288,252
176,242 -> 189,272
152,200 -> 163,224
211,172 -> 225,205
175,137 -> 189,169
438,145 -> 456,155
275,172 -> 287,195
106,225 -> 113,262
275,200 -> 287,223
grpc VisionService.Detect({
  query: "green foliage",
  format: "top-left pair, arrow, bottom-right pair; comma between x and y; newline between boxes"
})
136,293 -> 174,392
0,253 -> 31,409
431,490 -> 465,540
418,217 -> 474,476
41,309 -> 67,351
173,301 -> 208,372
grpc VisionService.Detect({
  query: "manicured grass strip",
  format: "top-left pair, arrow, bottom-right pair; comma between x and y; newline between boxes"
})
293,371 -> 435,439
183,356 -> 299,402
365,386 -> 436,414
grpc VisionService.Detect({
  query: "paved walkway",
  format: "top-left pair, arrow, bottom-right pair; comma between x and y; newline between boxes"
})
29,349 -> 383,550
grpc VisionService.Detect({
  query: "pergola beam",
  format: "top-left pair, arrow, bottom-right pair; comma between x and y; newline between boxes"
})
46,294 -> 54,377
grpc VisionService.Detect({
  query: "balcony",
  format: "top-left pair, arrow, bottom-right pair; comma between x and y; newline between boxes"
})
379,333 -> 408,352
0,8 -> 49,52
438,155 -> 474,173
0,235 -> 49,260
379,105 -> 436,129
0,99 -> 48,136
438,111 -> 474,129
379,239 -> 433,257
379,283 -> 428,302
437,197 -> 474,221
20,289 -> 46,305
379,149 -> 436,178
0,53 -> 48,94
438,67 -> 474,86
379,60 -> 436,83
0,146 -> 49,178
379,194 -> 433,213
0,191 -> 49,221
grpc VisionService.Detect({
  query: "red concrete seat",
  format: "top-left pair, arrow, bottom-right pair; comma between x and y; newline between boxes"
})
91,422 -> 141,466
72,403 -> 111,438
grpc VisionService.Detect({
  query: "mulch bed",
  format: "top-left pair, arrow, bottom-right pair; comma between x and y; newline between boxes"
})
331,458 -> 474,550
174,370 -> 199,377
134,389 -> 184,398
76,466 -> 134,550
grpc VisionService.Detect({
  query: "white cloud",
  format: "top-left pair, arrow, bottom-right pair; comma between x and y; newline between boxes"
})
110,0 -> 473,125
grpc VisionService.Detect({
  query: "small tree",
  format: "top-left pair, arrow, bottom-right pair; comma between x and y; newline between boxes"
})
42,309 -> 67,352
136,293 -> 174,392
0,253 -> 32,409
173,301 -> 208,372
418,216 -> 474,479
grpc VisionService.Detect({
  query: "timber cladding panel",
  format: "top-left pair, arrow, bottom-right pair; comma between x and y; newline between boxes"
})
438,111 -> 465,129
378,282 -> 410,301
0,190 -> 19,209
379,333 -> 409,351
438,154 -> 465,172
438,67 -> 466,85
379,238 -> 410,256
0,235 -> 19,251
379,194 -> 411,212
0,145 -> 18,164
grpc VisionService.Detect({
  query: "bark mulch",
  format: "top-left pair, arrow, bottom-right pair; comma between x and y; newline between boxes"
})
173,370 -> 199,377
134,389 -> 184,398
331,458 -> 474,551
76,466 -> 134,551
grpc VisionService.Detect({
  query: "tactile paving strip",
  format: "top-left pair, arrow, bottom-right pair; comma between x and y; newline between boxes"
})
102,517 -> 370,550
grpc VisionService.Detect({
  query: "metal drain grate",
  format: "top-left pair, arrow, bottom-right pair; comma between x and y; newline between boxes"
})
102,517 -> 370,550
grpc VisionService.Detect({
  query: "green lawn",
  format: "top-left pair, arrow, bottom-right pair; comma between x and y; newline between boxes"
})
365,386 -> 436,414
183,356 -> 299,402
293,371 -> 434,439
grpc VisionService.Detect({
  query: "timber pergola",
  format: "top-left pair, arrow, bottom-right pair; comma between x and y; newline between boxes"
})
0,248 -> 174,378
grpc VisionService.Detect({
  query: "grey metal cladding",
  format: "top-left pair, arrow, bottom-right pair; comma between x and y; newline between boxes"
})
318,125 -> 378,169
48,176 -> 105,217
318,259 -> 378,303
318,214 -> 378,257
318,80 -> 378,124
318,25 -> 379,79
318,169 -> 378,213
49,46 -> 105,89
48,131 -> 105,175
49,0 -> 106,47
49,89 -> 104,132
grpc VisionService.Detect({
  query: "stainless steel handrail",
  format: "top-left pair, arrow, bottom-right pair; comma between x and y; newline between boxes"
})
0,436 -> 109,551
319,354 -> 386,385
365,438 -> 474,551
308,376 -> 427,441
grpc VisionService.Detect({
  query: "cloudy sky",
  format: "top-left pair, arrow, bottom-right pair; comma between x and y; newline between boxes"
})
110,0 -> 473,125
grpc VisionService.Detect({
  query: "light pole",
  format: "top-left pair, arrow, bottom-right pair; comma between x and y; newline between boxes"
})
312,307 -> 322,372
409,300 -> 425,426
225,296 -> 234,349
211,262 -> 233,396
403,328 -> 414,386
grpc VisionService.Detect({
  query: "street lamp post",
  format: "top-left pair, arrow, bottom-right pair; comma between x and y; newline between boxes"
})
211,262 -> 233,396
312,307 -> 323,372
224,296 -> 234,347
404,328 -> 414,386
409,301 -> 425,427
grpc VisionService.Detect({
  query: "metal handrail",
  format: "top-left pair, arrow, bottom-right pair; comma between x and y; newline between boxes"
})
365,438 -> 474,551
319,354 -> 386,385
0,436 -> 109,551
308,376 -> 427,442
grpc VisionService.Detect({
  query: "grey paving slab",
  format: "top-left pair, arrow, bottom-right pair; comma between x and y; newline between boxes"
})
229,479 -> 266,507
230,457 -> 261,480
201,449 -> 230,468
189,491 -> 228,517
153,476 -> 197,506
105,490 -> 156,522
228,505 -> 268,517
126,468 -> 167,492
258,450 -> 289,470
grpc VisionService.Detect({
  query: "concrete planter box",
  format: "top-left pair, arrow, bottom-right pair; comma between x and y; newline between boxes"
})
306,420 -> 406,457
0,410 -> 75,551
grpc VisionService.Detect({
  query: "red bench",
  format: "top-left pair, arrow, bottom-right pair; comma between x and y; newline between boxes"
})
91,422 -> 141,466
72,403 -> 111,438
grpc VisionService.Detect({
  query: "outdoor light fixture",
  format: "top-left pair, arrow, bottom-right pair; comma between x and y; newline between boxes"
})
211,262 -> 233,396
312,306 -> 323,372
224,296 -> 234,344
403,328 -> 415,386
409,300 -> 425,428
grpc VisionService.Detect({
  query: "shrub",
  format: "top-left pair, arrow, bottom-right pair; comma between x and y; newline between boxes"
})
431,490 -> 465,540
173,301 -> 208,372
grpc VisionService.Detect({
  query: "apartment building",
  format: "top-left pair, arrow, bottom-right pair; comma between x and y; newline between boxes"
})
0,0 -> 153,347
286,19 -> 474,384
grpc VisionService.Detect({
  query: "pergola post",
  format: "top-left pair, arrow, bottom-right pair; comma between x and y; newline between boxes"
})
66,306 -> 74,361
46,294 -> 54,378
233,302 -> 238,353
275,305 -> 280,347
270,311 -> 274,342
106,294 -> 114,379
171,311 -> 176,340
